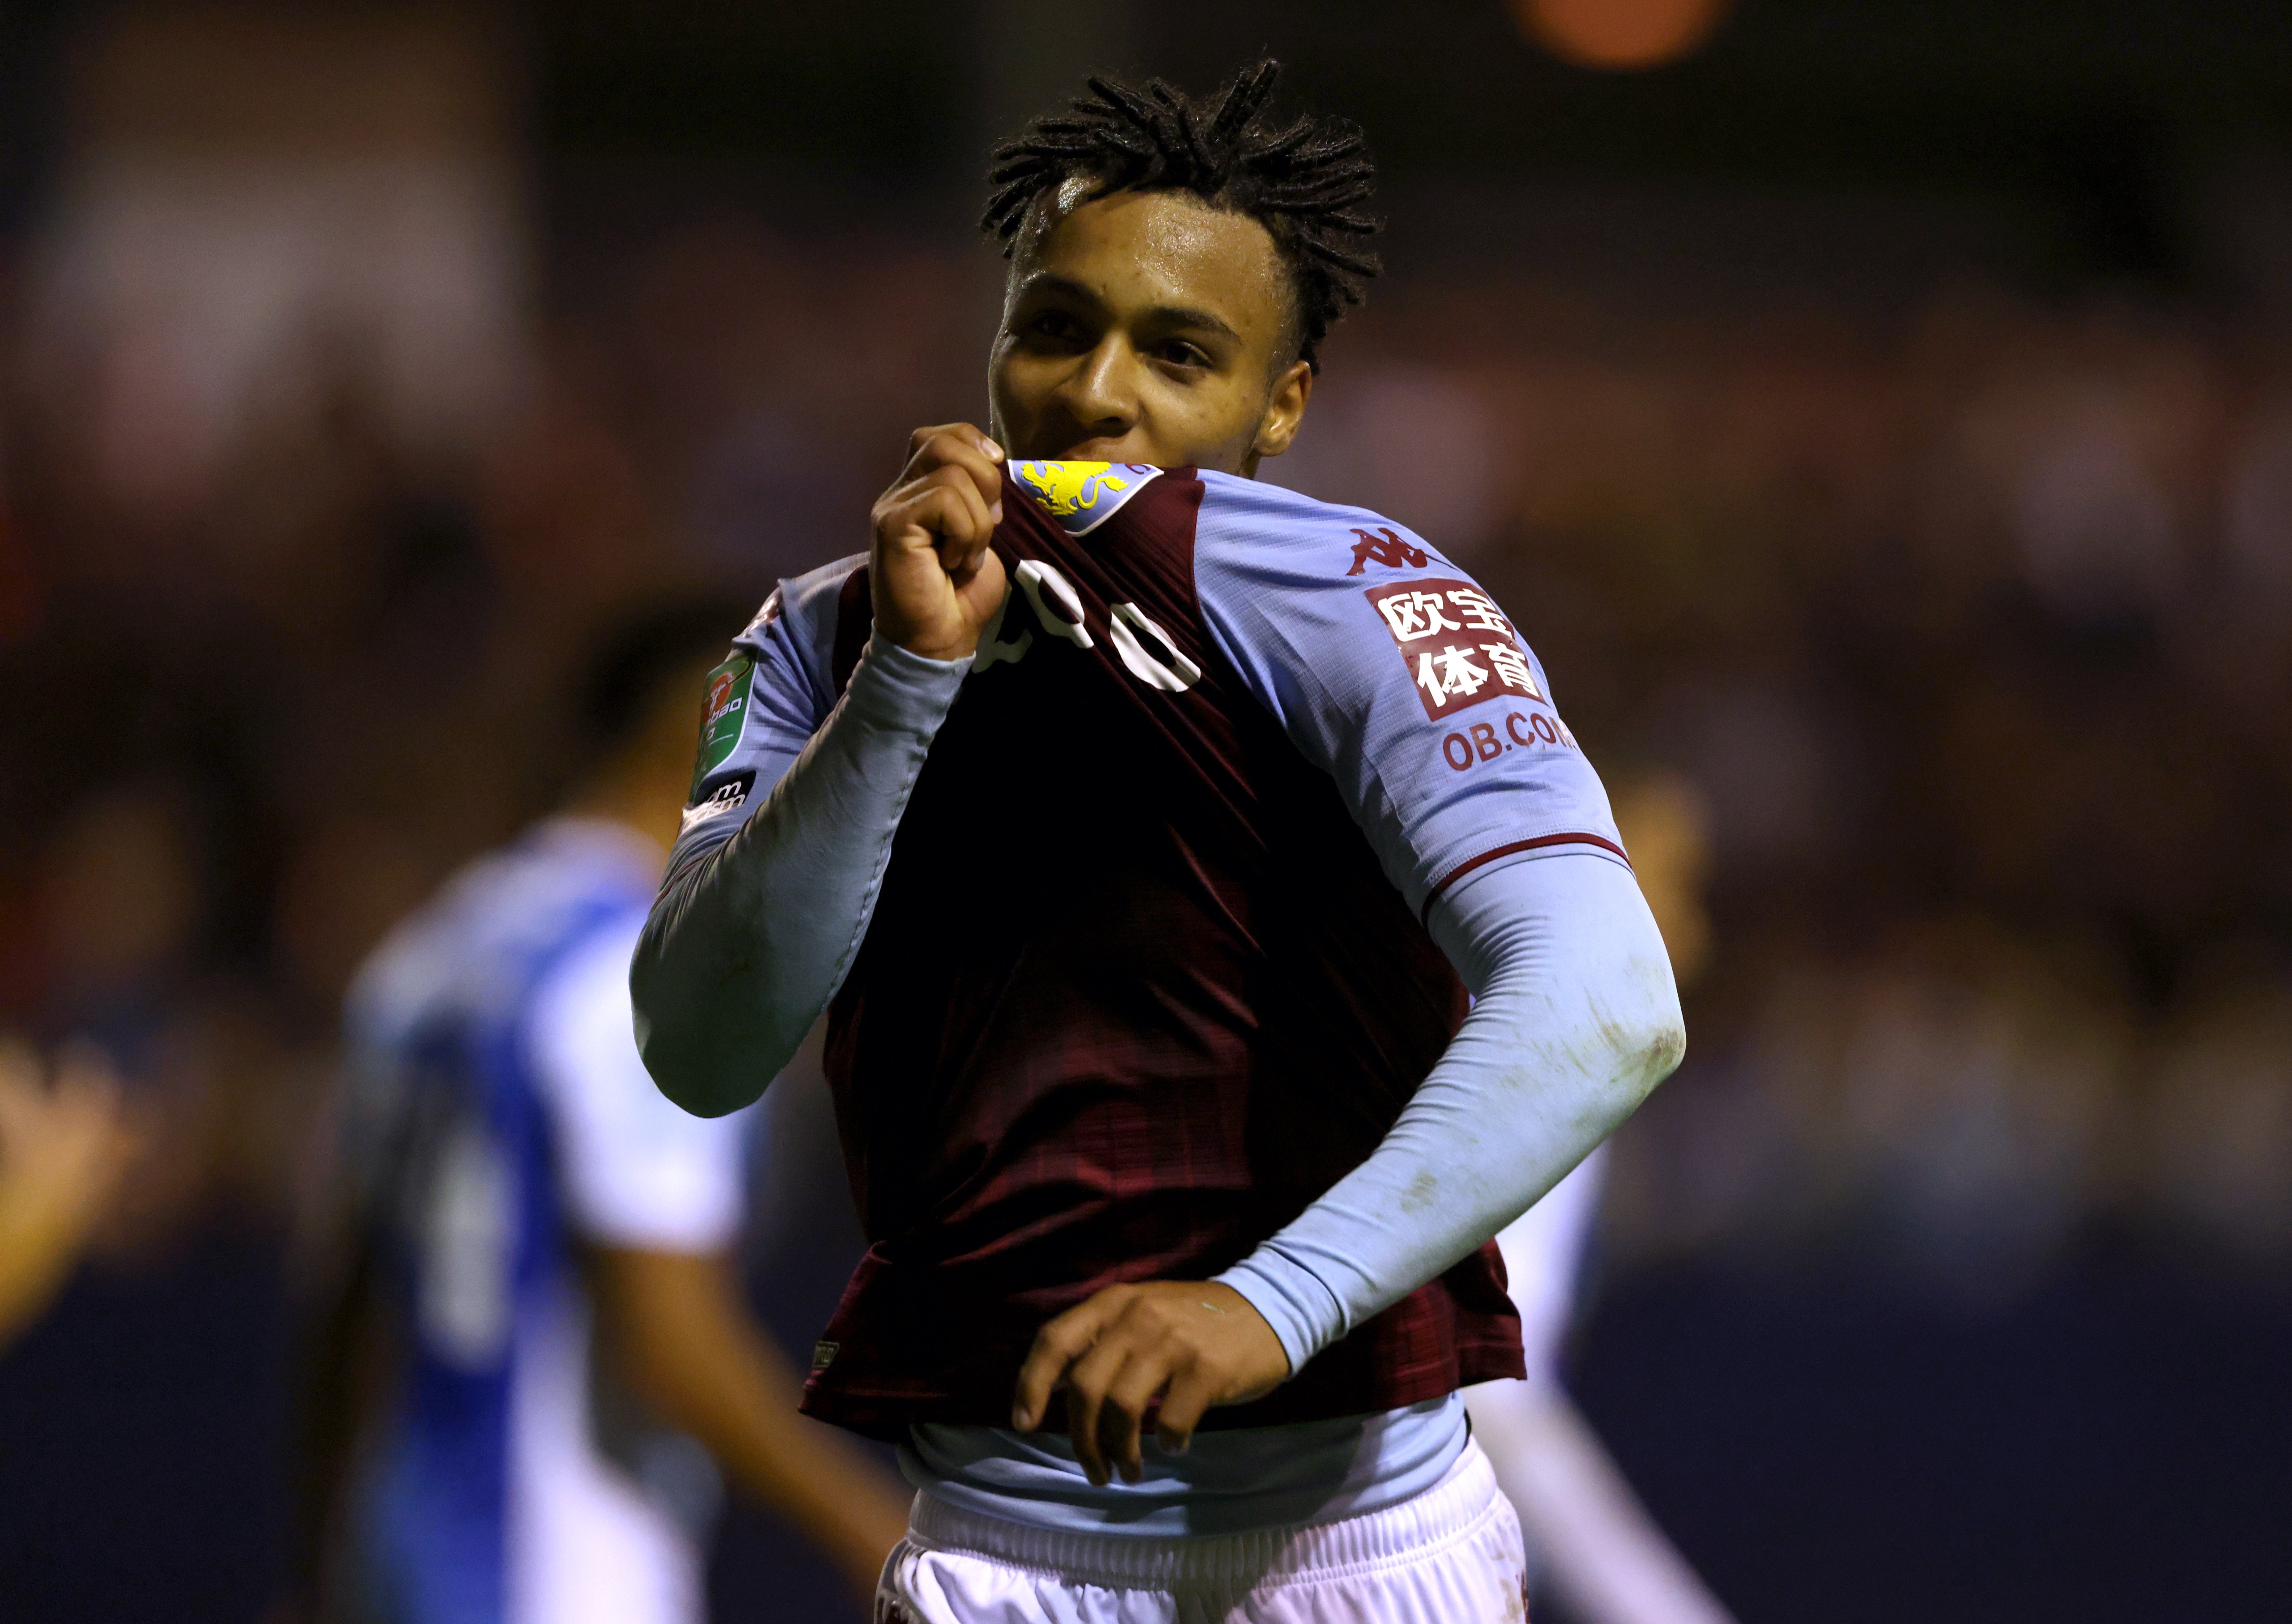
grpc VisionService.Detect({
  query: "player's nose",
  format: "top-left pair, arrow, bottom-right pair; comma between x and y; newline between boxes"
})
1057,335 -> 1139,437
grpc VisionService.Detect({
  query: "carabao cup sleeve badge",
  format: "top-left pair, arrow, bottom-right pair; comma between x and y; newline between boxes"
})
1006,460 -> 1161,536
689,653 -> 754,798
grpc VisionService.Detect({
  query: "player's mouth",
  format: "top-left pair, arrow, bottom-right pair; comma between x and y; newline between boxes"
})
1046,435 -> 1155,465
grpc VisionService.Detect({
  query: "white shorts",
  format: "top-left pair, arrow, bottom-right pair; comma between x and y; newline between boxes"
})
875,1437 -> 1528,1624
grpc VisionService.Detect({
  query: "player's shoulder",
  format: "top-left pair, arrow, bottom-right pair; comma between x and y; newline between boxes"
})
343,870 -> 495,1061
743,551 -> 867,651
1191,471 -> 1465,583
716,551 -> 869,732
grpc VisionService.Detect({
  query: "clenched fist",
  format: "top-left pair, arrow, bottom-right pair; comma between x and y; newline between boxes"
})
871,424 -> 1011,663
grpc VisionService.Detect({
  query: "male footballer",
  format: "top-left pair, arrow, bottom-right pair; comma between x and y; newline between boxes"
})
633,61 -> 1684,1622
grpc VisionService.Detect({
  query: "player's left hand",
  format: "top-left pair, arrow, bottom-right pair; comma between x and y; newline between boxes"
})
1010,1280 -> 1290,1486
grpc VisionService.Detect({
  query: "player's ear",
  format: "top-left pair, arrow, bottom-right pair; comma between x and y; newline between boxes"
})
1251,358 -> 1314,460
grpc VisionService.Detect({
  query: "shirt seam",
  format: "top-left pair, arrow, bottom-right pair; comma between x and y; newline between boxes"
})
1420,833 -> 1632,923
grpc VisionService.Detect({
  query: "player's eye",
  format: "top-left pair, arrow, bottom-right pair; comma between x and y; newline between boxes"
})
1027,310 -> 1090,347
1157,340 -> 1212,370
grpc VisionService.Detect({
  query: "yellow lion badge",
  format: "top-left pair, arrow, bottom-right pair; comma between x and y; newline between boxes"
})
1007,459 -> 1162,536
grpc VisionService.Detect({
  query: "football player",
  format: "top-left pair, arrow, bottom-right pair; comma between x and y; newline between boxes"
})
634,63 -> 1684,1623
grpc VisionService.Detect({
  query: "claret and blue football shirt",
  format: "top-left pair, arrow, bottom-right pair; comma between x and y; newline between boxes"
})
666,460 -> 1628,1439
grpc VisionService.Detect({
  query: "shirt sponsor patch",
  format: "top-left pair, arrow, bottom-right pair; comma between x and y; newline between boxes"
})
680,769 -> 756,832
1006,460 -> 1161,536
1365,577 -> 1546,721
690,653 -> 754,797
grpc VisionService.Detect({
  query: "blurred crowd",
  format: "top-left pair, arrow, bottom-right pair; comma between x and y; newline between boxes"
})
1396,283 -> 2292,1286
5,197 -> 2290,1333
8,185 -> 2292,1244
0,9 -> 2289,1618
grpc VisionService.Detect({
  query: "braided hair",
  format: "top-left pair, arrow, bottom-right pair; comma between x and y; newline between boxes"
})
982,59 -> 1380,371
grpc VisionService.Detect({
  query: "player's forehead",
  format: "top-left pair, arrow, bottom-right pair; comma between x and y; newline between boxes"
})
1009,187 -> 1292,349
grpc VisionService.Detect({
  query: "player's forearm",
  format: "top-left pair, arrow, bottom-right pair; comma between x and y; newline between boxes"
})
285,1230 -> 391,1615
1215,853 -> 1684,1373
631,634 -> 966,1116
658,1326 -> 907,1579
598,1251 -> 909,1593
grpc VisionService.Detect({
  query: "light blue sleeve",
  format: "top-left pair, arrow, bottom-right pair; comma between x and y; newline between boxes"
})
1214,808 -> 1683,1377
1192,474 -> 1678,1376
632,556 -> 972,1117
663,553 -> 858,876
1191,473 -> 1626,916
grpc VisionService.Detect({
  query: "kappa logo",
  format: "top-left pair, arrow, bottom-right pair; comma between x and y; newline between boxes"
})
1345,526 -> 1429,576
1006,460 -> 1161,536
1364,576 -> 1547,721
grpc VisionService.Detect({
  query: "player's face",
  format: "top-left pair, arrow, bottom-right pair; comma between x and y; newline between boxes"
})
989,189 -> 1313,477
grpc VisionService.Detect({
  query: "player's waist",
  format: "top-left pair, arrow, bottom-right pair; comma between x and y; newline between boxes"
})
900,1394 -> 1465,1541
900,1417 -> 1499,1573
797,1262 -> 1524,1443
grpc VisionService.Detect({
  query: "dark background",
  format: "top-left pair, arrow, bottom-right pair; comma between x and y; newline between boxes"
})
3,2 -> 2291,1619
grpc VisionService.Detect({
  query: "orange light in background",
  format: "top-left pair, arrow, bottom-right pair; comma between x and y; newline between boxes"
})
1517,0 -> 1733,71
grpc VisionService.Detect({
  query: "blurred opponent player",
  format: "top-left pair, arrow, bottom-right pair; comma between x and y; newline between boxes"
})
634,63 -> 1685,1622
301,604 -> 909,1624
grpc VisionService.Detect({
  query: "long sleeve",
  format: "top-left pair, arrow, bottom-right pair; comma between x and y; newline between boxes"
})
1212,850 -> 1683,1373
631,594 -> 968,1116
1189,472 -> 1682,1374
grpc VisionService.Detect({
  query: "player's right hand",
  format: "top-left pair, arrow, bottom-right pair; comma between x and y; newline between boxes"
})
1010,1279 -> 1290,1487
870,424 -> 1010,663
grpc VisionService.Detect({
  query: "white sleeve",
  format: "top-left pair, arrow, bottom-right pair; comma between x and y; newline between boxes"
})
527,914 -> 755,1253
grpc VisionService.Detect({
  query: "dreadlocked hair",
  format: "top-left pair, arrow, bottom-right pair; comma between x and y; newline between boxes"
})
981,59 -> 1380,371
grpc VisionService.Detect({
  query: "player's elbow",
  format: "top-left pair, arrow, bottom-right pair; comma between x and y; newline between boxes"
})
1604,947 -> 1686,1109
629,957 -> 762,1120
630,898 -> 820,1117
1620,1004 -> 1687,1107
633,1009 -> 747,1119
